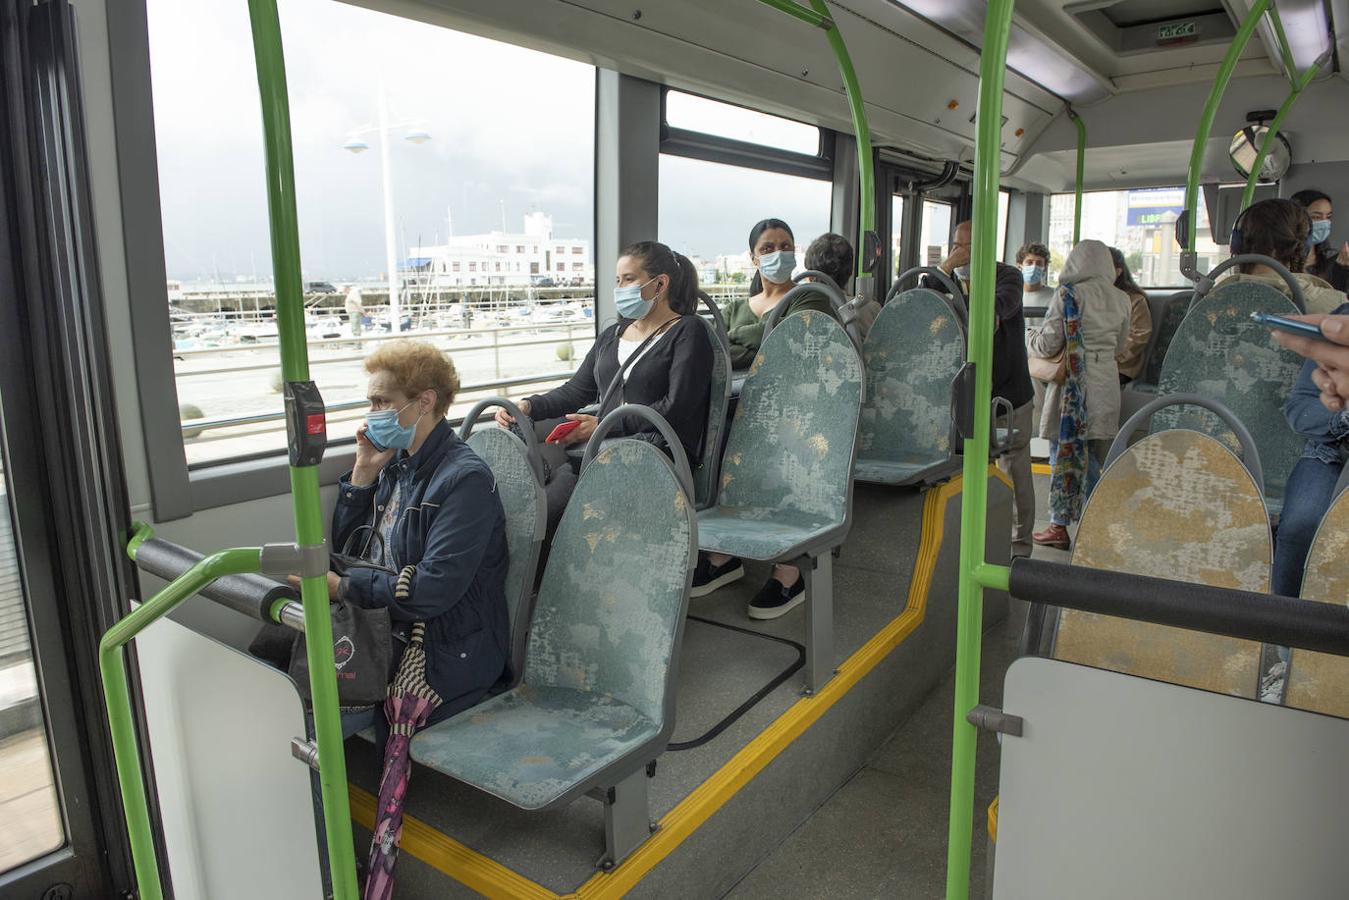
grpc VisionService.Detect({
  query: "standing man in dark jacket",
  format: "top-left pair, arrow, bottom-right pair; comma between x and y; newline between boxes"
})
936,220 -> 1037,557
331,339 -> 510,733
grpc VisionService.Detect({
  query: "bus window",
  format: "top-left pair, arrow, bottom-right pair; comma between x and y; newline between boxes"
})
146,0 -> 596,467
891,194 -> 906,274
1046,187 -> 1222,288
921,200 -> 954,268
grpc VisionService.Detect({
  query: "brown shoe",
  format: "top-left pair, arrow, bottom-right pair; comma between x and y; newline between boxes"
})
1032,523 -> 1071,550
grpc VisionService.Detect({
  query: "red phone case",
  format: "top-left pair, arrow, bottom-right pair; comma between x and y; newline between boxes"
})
545,420 -> 581,443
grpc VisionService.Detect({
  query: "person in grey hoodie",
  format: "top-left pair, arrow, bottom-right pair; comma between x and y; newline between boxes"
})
1027,240 -> 1131,550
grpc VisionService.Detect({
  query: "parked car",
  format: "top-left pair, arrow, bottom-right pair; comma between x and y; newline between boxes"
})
304,281 -> 338,294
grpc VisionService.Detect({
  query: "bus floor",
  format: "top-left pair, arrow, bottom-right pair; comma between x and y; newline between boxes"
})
728,472 -> 1064,898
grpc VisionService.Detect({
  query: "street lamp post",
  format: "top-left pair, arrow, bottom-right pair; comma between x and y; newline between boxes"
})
343,93 -> 430,334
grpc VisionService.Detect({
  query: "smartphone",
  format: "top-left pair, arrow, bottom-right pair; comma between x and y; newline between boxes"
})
545,420 -> 582,444
1251,311 -> 1329,342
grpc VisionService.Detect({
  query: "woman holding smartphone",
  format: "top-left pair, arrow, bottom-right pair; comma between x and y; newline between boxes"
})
494,241 -> 713,526
1272,300 -> 1349,599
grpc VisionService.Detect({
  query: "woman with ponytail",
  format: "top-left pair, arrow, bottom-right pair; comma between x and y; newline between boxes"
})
494,240 -> 713,527
721,218 -> 836,369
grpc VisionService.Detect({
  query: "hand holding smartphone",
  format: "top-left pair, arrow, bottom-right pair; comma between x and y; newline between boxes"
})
545,420 -> 582,444
1251,312 -> 1329,343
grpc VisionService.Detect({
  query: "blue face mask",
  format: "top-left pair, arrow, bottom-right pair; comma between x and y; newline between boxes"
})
758,250 -> 796,285
614,276 -> 658,320
1022,264 -> 1045,285
365,400 -> 421,452
1311,219 -> 1332,246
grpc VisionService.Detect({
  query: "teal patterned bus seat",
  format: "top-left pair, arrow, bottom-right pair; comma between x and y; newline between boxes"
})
693,315 -> 732,510
463,426 -> 547,685
698,310 -> 862,562
1151,281 -> 1303,517
410,439 -> 695,863
854,289 -> 964,486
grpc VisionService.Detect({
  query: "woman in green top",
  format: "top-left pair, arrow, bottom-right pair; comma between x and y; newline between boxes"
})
692,219 -> 839,620
722,218 -> 836,370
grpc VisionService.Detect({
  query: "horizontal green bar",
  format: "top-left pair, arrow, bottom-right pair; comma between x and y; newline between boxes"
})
974,563 -> 1011,593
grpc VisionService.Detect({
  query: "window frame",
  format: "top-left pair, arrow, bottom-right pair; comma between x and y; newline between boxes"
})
658,87 -> 834,183
111,7 -> 601,517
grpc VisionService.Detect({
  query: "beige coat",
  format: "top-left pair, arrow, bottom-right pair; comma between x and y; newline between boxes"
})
1116,290 -> 1153,381
1216,270 -> 1347,315
1027,241 -> 1132,441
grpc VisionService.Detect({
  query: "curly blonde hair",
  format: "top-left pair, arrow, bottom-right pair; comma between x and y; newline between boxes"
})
364,340 -> 460,416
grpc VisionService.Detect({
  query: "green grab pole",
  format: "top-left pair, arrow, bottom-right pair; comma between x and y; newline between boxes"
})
1069,109 -> 1085,244
974,563 -> 1011,593
244,2 -> 359,898
945,0 -> 1014,898
757,0 -> 832,29
1240,59 -> 1325,211
757,0 -> 875,284
808,0 -> 875,280
1183,0 -> 1270,254
1265,3 -> 1298,85
100,548 -> 264,900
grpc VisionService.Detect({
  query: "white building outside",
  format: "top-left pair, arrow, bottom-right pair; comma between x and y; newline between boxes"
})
407,211 -> 592,287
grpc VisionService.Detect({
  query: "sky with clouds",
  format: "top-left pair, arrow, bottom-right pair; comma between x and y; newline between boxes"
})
147,0 -> 838,282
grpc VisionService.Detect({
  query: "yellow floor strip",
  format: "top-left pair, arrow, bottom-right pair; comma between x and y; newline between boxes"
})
350,467 -> 997,899
1032,462 -> 1052,476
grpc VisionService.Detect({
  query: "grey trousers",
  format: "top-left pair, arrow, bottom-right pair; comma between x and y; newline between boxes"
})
998,401 -> 1036,557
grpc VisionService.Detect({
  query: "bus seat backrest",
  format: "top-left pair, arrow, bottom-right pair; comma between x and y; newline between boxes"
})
1138,290 -> 1190,386
717,310 -> 862,524
526,439 -> 694,726
694,315 -> 731,510
1285,489 -> 1349,717
465,427 -> 546,682
1152,281 -> 1303,509
1054,430 -> 1272,698
858,289 -> 964,467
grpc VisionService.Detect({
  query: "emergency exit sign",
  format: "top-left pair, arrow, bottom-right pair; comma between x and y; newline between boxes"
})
1158,21 -> 1197,41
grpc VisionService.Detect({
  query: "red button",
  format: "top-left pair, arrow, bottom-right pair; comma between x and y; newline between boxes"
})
306,414 -> 326,435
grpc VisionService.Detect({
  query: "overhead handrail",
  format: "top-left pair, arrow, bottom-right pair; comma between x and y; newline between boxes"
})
1240,50 -> 1332,211
1179,0 -> 1272,282
1192,253 -> 1307,311
754,0 -> 877,300
945,0 -> 1015,897
1107,393 -> 1265,494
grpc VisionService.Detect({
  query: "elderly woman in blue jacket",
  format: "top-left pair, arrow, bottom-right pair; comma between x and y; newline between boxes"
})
1273,302 -> 1349,599
327,339 -> 510,736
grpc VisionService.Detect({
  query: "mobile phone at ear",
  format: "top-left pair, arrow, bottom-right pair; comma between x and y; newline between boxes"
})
545,420 -> 582,443
1251,312 -> 1330,342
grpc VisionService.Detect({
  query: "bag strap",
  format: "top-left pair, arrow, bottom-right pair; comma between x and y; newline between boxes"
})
595,316 -> 680,422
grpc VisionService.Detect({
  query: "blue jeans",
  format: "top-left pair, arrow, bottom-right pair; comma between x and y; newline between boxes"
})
1046,438 -> 1110,526
1272,456 -> 1343,598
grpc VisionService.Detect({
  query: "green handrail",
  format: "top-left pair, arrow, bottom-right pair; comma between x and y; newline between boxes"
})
758,0 -> 876,285
245,2 -> 360,898
945,0 -> 1015,897
1069,108 -> 1086,243
100,545 -> 265,900
1240,55 -> 1327,210
1182,0 -> 1270,256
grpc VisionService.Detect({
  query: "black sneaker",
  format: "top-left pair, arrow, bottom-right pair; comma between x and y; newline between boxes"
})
747,576 -> 806,620
690,554 -> 745,598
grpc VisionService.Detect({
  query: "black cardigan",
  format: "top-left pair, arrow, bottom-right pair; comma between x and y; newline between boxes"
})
526,315 -> 713,460
919,263 -> 1033,410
